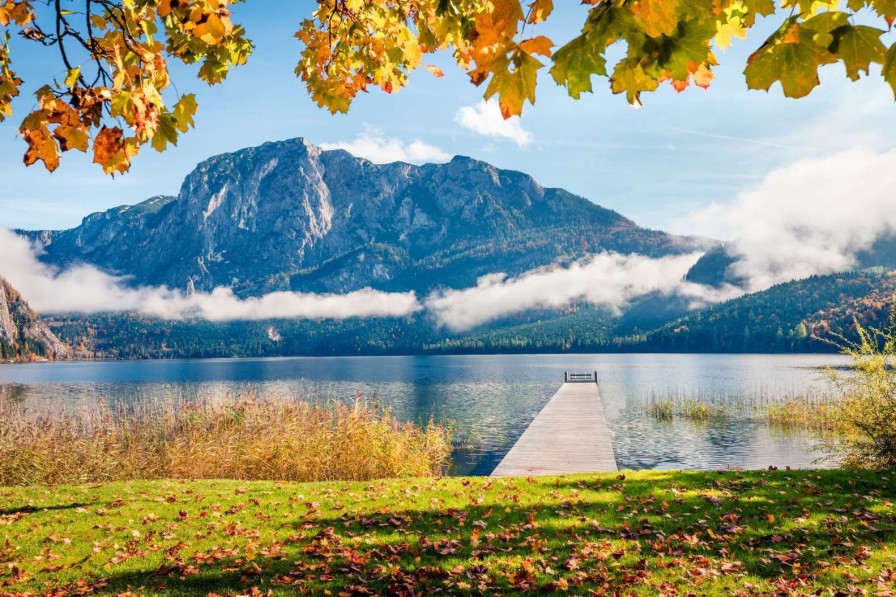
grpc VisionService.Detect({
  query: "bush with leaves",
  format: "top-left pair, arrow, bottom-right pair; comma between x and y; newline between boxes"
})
823,312 -> 896,469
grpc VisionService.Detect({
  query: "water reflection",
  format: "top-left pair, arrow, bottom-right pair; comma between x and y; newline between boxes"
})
0,354 -> 849,474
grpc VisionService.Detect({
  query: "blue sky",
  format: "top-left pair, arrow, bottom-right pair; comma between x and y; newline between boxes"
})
1,1 -> 894,235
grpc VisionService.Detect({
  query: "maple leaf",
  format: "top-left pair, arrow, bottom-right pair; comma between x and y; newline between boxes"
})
520,35 -> 553,58
745,20 -> 838,98
550,35 -> 608,98
884,42 -> 896,97
829,25 -> 886,81
611,58 -> 660,105
484,49 -> 541,118
631,0 -> 681,38
21,124 -> 59,172
53,126 -> 89,152
527,0 -> 553,24
93,126 -> 138,175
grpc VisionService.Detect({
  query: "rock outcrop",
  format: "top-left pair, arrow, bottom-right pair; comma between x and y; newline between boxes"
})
0,278 -> 69,361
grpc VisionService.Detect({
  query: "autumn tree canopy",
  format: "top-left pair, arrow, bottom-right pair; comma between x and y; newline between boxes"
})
2,0 -> 895,175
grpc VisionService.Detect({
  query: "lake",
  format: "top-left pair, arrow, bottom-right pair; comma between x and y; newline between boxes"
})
0,353 -> 850,475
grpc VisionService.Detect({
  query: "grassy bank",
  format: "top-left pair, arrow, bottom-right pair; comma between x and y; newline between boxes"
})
0,395 -> 451,485
1,470 -> 894,595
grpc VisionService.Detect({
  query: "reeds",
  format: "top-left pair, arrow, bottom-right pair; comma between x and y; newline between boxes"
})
0,392 -> 452,486
646,398 -> 727,422
764,395 -> 839,431
644,388 -> 841,430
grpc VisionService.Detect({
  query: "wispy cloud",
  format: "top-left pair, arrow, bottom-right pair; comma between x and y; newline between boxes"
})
454,100 -> 533,147
0,228 -> 422,320
320,127 -> 449,164
425,252 -> 739,331
666,127 -> 796,150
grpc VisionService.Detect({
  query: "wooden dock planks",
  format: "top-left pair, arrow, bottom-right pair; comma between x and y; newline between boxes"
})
490,382 -> 618,476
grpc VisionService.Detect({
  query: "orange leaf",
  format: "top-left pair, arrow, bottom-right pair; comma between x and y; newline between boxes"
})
520,36 -> 554,58
22,124 -> 60,172
693,63 -> 714,88
93,126 -> 137,175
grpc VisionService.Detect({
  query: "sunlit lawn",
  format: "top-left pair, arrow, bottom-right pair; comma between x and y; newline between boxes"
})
1,470 -> 894,595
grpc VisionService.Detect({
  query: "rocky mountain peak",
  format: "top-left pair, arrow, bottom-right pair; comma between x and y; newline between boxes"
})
22,137 -> 701,299
0,277 -> 69,361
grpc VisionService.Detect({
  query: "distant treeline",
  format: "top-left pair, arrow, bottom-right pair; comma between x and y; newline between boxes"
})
45,269 -> 895,359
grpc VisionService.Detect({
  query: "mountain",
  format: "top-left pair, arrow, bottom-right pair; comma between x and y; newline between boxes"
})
22,138 -> 701,298
0,278 -> 69,362
640,268 -> 896,353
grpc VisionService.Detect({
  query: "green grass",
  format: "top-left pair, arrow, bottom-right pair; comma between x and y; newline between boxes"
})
1,470 -> 894,595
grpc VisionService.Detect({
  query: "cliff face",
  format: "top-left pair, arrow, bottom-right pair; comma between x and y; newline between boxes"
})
0,278 -> 69,361
22,138 -> 702,298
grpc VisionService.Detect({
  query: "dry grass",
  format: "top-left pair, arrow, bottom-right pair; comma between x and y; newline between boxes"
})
0,392 -> 452,486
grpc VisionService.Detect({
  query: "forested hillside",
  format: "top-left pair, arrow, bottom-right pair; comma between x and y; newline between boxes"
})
642,269 -> 896,353
45,269 -> 896,358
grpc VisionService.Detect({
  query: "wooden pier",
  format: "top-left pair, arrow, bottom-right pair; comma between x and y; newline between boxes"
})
491,373 -> 618,476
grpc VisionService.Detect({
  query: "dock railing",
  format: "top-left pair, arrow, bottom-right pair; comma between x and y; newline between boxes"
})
564,371 -> 598,383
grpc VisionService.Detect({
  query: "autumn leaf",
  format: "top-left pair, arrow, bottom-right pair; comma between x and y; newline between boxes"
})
22,125 -> 59,171
93,126 -> 138,175
484,49 -> 541,118
829,25 -> 886,81
172,93 -> 198,132
520,35 -> 553,58
54,126 -> 89,152
527,0 -> 553,24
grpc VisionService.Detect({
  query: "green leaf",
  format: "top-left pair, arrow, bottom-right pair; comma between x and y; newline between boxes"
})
830,25 -> 886,81
800,10 -> 851,47
745,20 -> 837,98
883,42 -> 896,98
610,58 -> 660,106
550,35 -> 607,99
654,20 -> 716,81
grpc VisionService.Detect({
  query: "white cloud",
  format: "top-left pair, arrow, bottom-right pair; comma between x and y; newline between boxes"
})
454,100 -> 533,147
425,251 -> 736,331
0,228 -> 422,320
679,147 -> 896,292
320,127 -> 449,164
1,227 -> 749,330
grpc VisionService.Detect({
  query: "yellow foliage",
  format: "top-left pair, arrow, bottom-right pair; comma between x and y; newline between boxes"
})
3,0 -> 896,174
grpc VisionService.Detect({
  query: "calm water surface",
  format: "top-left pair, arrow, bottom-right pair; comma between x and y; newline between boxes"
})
0,354 -> 850,475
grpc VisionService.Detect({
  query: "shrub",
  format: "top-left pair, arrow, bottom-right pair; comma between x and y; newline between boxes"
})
821,315 -> 896,469
0,393 -> 452,486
